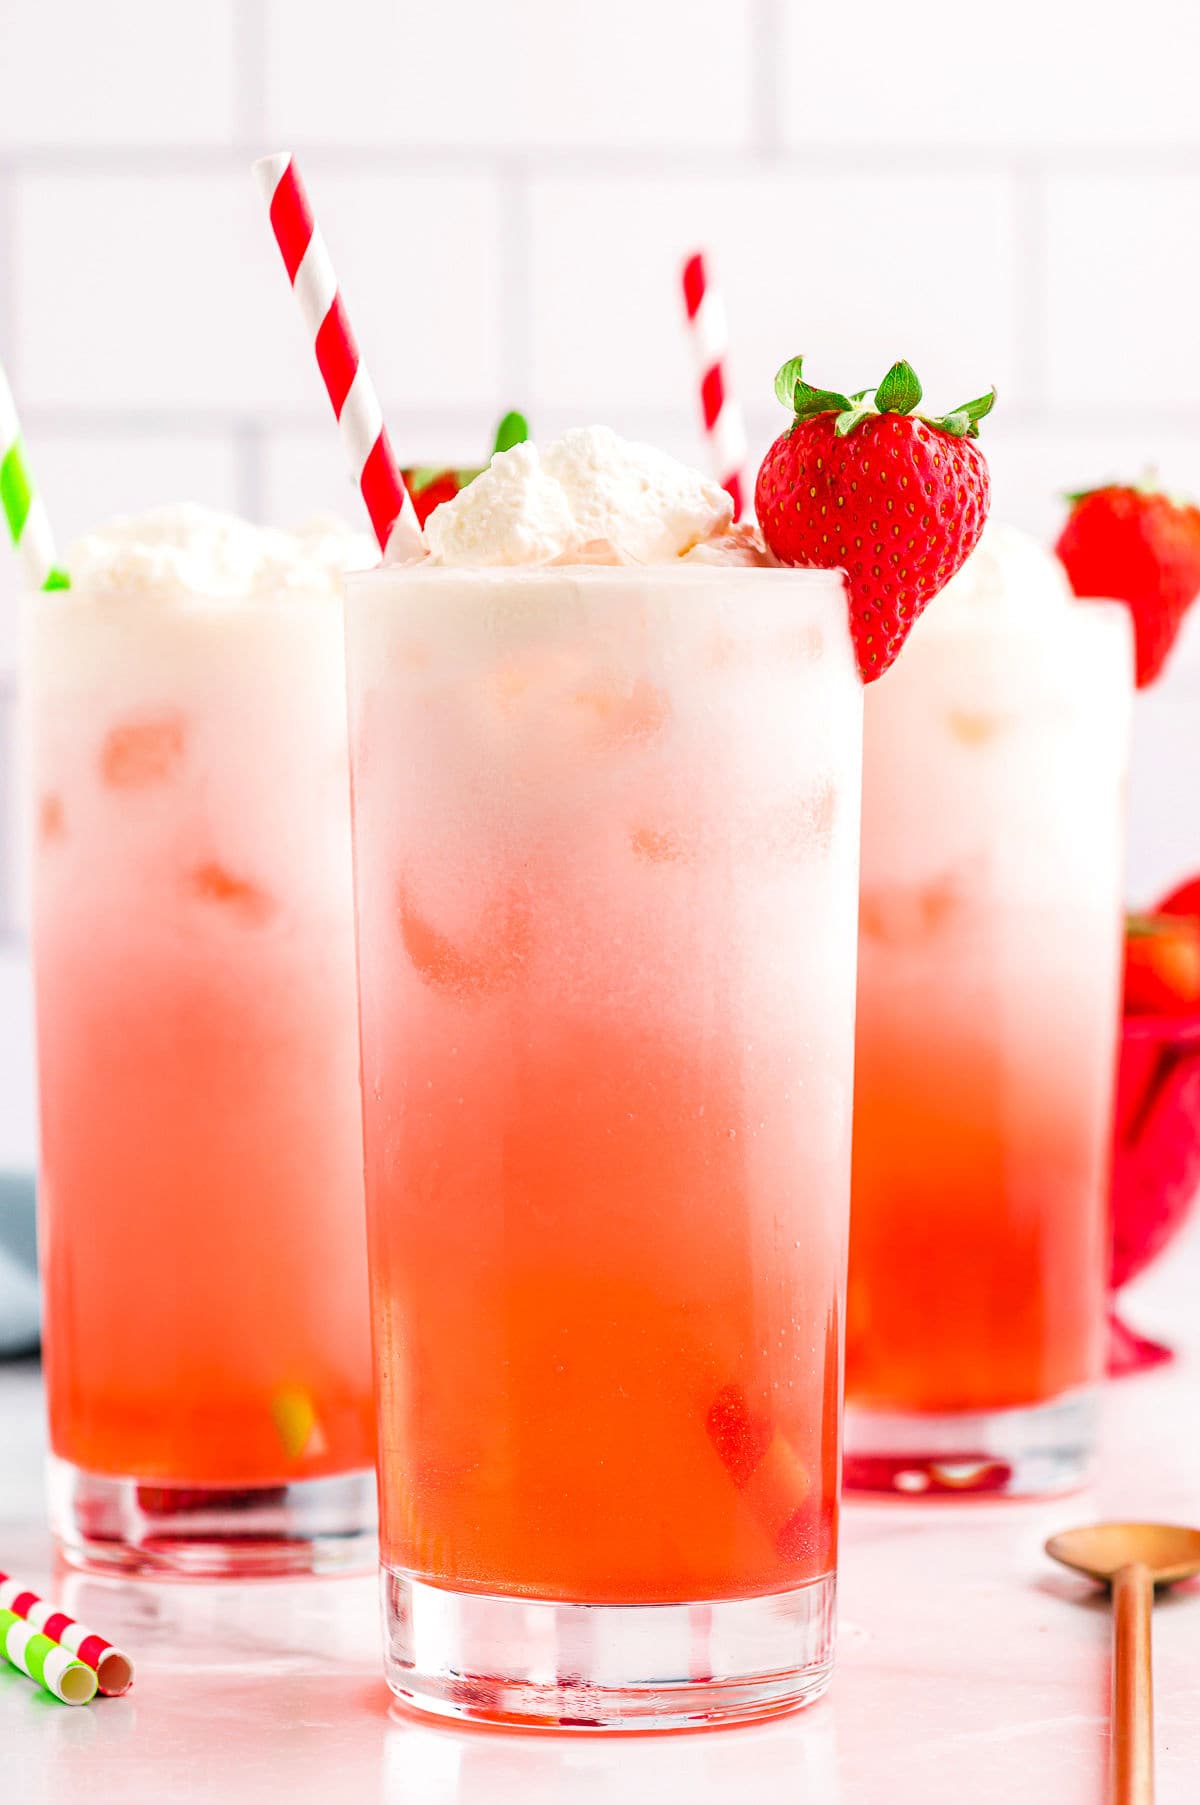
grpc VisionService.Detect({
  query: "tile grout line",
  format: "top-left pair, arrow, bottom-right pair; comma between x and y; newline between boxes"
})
1013,160 -> 1048,415
232,0 -> 270,151
16,402 -> 1200,437
1,144 -> 1198,179
233,419 -> 266,523
0,164 -> 14,365
497,164 -> 533,415
751,0 -> 782,157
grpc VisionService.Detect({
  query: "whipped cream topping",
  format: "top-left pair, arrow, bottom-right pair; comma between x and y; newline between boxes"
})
67,504 -> 377,603
933,521 -> 1074,618
421,426 -> 734,567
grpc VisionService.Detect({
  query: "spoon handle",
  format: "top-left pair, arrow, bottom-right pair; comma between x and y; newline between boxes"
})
1112,1562 -> 1154,1805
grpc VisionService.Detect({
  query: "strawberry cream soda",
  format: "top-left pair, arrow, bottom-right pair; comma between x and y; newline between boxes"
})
349,393 -> 988,1727
846,530 -> 1133,1492
755,361 -> 1129,1493
31,507 -> 377,1574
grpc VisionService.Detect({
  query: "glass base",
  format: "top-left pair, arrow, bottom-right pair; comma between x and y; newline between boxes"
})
842,1387 -> 1097,1498
381,1567 -> 835,1730
48,1456 -> 377,1577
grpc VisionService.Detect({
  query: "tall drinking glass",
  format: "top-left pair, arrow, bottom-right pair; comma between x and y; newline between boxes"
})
845,530 -> 1134,1495
31,529 -> 375,1574
346,563 -> 863,1728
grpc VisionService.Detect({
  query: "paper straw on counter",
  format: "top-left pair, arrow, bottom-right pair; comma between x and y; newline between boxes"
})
680,251 -> 748,520
0,1608 -> 97,1705
0,365 -> 70,591
253,152 -> 422,560
0,1573 -> 133,1696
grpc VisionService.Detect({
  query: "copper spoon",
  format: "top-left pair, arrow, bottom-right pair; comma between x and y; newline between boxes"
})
1046,1522 -> 1200,1805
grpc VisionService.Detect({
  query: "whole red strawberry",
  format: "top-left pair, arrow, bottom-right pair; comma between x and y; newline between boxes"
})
1055,483 -> 1200,686
756,359 -> 994,680
1123,913 -> 1200,1014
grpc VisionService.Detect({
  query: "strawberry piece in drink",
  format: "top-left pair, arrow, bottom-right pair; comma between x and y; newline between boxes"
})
756,358 -> 994,680
100,712 -> 187,788
188,861 -> 277,927
705,1384 -> 815,1556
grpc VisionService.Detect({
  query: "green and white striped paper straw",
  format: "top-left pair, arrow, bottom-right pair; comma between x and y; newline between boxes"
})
0,1606 -> 97,1705
0,365 -> 68,591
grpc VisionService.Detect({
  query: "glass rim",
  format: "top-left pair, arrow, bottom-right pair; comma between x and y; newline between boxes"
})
344,560 -> 849,593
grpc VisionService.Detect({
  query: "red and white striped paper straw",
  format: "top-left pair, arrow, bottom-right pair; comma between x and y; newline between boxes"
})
680,251 -> 748,520
0,1572 -> 133,1696
253,152 -> 422,559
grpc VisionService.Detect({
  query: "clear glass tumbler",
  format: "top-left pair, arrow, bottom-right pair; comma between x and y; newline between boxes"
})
845,594 -> 1134,1496
345,562 -> 863,1728
31,579 -> 375,1574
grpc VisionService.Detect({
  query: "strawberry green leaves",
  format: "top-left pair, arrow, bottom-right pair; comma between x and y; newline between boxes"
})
832,390 -> 878,437
926,389 -> 996,440
874,360 -> 923,415
493,410 -> 530,456
773,356 -> 853,421
774,356 -> 996,442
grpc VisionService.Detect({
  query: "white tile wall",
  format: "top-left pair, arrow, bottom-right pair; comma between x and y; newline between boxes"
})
1045,174 -> 1200,410
528,172 -> 1020,421
264,0 -> 754,148
0,2 -> 239,147
1,0 -> 1198,924
778,1 -> 1200,149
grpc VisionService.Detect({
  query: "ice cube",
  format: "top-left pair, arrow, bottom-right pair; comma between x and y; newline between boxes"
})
398,883 -> 530,999
778,624 -> 825,664
100,713 -> 186,789
575,676 -> 670,747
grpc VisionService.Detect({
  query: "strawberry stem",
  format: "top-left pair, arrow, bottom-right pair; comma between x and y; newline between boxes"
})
493,410 -> 530,456
875,361 -> 923,414
773,356 -> 997,440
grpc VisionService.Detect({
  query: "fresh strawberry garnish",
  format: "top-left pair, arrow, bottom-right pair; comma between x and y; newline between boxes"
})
1055,482 -> 1200,686
402,467 -> 467,527
1124,913 -> 1200,1014
1158,874 -> 1200,919
755,359 -> 994,681
402,410 -> 530,529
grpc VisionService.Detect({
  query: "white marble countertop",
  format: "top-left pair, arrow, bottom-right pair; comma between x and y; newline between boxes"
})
2,1227 -> 1199,1803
